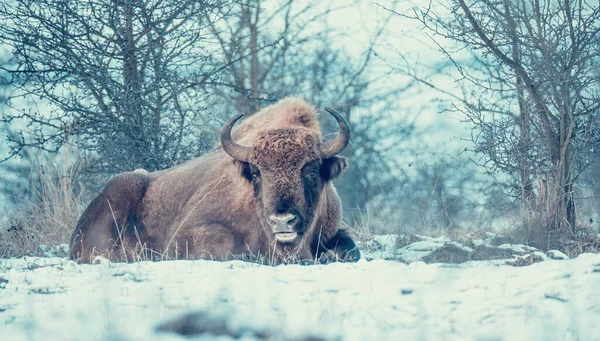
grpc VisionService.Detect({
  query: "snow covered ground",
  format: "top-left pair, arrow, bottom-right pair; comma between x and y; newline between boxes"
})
1,251 -> 599,341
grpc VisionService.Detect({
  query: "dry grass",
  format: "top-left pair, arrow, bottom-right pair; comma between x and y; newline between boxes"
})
562,224 -> 600,257
342,216 -> 375,246
503,209 -> 600,257
0,149 -> 85,258
506,210 -> 566,251
87,240 -> 347,266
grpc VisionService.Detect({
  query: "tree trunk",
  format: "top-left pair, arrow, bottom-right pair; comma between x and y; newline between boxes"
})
121,2 -> 149,169
249,0 -> 260,112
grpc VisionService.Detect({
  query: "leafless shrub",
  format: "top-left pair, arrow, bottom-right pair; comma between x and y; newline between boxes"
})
505,209 -> 600,256
0,0 -> 227,175
0,149 -> 84,257
381,0 -> 600,235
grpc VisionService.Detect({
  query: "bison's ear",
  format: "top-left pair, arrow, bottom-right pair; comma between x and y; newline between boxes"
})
320,156 -> 349,181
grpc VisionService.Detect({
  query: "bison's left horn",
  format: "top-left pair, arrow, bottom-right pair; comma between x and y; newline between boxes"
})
221,114 -> 251,163
320,108 -> 351,158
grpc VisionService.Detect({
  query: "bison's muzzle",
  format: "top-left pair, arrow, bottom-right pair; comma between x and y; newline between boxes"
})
269,213 -> 300,243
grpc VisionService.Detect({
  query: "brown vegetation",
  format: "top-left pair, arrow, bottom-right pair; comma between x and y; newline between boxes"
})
0,151 -> 84,257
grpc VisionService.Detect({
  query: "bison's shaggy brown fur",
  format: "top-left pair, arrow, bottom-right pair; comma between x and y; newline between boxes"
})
69,98 -> 359,264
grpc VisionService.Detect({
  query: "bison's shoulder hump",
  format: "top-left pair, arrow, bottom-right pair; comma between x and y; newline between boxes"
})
274,97 -> 319,129
234,98 -> 321,141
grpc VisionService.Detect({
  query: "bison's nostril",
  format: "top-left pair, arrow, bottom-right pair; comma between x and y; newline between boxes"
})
269,214 -> 298,233
269,214 -> 297,225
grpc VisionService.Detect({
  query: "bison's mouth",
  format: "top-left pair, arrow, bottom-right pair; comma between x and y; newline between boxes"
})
274,232 -> 298,243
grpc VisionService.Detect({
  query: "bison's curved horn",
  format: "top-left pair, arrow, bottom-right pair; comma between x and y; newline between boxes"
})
221,114 -> 251,163
321,108 -> 351,158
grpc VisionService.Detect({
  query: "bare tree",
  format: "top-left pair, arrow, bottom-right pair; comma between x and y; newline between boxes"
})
0,0 -> 228,175
382,0 -> 600,236
204,0 -> 355,113
204,0 -> 418,224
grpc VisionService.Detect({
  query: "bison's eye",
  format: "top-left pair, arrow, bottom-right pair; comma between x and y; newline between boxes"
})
305,170 -> 319,182
250,171 -> 261,193
248,164 -> 260,185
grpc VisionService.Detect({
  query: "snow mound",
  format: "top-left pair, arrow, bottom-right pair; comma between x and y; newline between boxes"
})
358,233 -> 564,265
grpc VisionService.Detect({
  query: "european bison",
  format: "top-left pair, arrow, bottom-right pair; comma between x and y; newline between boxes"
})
69,98 -> 360,264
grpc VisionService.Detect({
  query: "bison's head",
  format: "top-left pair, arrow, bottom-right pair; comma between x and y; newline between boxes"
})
220,108 -> 349,246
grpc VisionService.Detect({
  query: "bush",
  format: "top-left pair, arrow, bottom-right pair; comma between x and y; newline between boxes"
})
0,150 -> 84,258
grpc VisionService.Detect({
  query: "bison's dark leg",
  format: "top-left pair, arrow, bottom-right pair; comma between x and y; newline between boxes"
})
69,172 -> 149,263
316,228 -> 360,263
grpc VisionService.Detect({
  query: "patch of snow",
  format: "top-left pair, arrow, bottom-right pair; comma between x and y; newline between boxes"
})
470,238 -> 486,247
372,234 -> 399,248
450,242 -> 474,253
402,240 -> 443,252
38,244 -> 69,258
395,240 -> 447,263
359,234 -> 399,260
1,254 -> 599,341
531,251 -> 549,261
497,243 -> 538,253
547,250 -> 570,260
415,234 -> 452,243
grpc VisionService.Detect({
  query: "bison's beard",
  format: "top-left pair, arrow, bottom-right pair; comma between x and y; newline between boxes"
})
270,240 -> 312,265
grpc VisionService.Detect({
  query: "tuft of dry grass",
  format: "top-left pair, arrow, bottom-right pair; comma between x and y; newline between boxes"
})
0,149 -> 85,258
503,210 -> 600,257
562,224 -> 600,258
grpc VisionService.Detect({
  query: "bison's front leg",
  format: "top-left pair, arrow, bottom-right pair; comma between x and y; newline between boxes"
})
170,224 -> 238,261
315,228 -> 360,263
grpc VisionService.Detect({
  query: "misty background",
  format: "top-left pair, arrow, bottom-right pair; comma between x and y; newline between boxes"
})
0,0 -> 598,256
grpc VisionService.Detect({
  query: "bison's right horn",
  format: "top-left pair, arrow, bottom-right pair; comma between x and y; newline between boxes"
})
320,108 -> 351,158
221,114 -> 251,163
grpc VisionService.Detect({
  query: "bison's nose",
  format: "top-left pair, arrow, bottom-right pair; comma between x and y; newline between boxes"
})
269,214 -> 298,233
